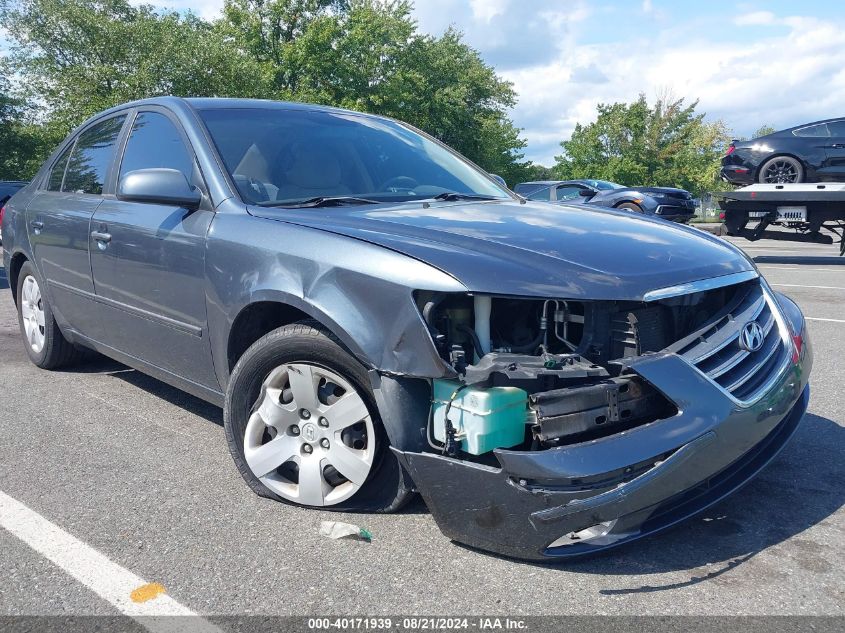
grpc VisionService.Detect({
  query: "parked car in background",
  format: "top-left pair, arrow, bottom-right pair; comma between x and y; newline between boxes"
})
0,181 -> 28,244
514,179 -> 696,223
721,117 -> 845,185
2,97 -> 811,561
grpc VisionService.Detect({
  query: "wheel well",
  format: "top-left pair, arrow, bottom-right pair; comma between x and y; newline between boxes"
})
227,301 -> 312,370
7,252 -> 28,305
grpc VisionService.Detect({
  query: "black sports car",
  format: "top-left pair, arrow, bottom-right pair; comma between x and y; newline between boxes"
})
513,179 -> 696,223
721,118 -> 845,185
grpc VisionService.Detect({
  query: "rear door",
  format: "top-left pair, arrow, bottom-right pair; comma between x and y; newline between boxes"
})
823,119 -> 845,178
89,107 -> 218,388
25,114 -> 127,336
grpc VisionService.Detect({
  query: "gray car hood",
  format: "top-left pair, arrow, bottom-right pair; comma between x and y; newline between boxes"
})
249,199 -> 754,301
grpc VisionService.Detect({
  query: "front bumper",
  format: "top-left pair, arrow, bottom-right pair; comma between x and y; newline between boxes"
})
395,325 -> 811,561
654,205 -> 695,223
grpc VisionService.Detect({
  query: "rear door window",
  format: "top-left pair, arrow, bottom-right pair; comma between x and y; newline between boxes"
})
826,120 -> 845,136
555,185 -> 582,200
527,187 -> 552,201
62,115 -> 126,194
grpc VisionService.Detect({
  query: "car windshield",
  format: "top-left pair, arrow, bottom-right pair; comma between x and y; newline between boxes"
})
582,179 -> 623,190
198,107 -> 511,206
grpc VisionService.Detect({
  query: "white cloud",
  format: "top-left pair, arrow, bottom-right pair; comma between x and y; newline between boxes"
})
128,1 -> 845,167
733,10 -> 776,26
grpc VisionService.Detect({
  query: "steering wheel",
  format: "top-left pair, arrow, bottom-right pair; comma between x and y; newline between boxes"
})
379,176 -> 419,192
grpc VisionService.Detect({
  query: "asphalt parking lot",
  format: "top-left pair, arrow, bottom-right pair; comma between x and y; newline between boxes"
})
0,231 -> 843,620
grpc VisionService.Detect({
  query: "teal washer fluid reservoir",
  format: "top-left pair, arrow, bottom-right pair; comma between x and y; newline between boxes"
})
432,380 -> 528,455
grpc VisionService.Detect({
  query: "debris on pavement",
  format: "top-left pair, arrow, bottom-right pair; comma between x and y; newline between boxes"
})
319,521 -> 372,542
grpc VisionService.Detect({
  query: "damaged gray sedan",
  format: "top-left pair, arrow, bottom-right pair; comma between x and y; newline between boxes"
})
2,98 -> 812,560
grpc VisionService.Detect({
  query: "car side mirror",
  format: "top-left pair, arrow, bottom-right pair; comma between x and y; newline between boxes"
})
578,189 -> 594,197
117,168 -> 202,209
489,174 -> 508,188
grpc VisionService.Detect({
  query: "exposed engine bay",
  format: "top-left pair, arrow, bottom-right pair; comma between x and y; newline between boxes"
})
416,282 -> 751,455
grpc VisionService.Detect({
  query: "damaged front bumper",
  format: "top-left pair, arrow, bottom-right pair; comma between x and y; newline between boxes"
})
394,336 -> 812,561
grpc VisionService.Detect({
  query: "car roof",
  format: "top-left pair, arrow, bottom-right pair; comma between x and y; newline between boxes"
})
758,116 -> 845,137
90,96 -> 391,123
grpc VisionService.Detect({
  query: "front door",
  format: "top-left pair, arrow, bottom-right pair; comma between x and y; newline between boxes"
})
89,109 -> 218,389
823,119 -> 845,179
25,114 -> 127,337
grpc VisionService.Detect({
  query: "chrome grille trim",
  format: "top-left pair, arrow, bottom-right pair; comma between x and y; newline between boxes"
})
687,292 -> 768,364
676,280 -> 791,406
642,270 -> 758,302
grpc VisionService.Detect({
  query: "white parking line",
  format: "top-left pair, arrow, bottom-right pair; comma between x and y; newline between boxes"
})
806,317 -> 845,323
770,283 -> 845,290
0,490 -> 220,633
759,265 -> 845,272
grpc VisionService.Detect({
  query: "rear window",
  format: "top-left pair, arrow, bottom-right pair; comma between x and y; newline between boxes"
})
793,123 -> 830,138
63,115 -> 126,194
46,144 -> 74,191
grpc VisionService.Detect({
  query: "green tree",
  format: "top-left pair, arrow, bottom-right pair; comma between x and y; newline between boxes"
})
554,94 -> 730,196
752,124 -> 776,138
0,70 -> 56,178
221,0 -> 530,183
0,0 -> 271,134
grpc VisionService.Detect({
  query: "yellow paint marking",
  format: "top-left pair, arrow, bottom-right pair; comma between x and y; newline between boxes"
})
130,582 -> 167,603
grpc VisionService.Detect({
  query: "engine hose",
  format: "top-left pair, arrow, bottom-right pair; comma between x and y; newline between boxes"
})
421,294 -> 445,334
505,331 -> 544,353
456,324 -> 485,359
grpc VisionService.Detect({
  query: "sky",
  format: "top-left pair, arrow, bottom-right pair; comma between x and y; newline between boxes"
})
135,1 -> 845,165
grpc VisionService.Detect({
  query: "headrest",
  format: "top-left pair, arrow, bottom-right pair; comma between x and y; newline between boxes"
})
285,145 -> 342,189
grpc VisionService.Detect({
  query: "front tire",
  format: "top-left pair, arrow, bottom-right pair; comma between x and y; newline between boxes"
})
758,156 -> 804,184
616,202 -> 644,213
15,261 -> 84,369
224,321 -> 413,513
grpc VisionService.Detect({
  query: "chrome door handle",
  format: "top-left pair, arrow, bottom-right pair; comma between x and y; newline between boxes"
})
31,220 -> 44,233
91,231 -> 112,243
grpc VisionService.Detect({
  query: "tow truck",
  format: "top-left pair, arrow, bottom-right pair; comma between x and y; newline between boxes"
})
717,183 -> 845,255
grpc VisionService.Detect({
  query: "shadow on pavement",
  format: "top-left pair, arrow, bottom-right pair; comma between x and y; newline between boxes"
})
66,356 -> 223,426
555,413 -> 844,589
449,413 -> 843,588
65,355 -> 845,567
754,255 -> 845,265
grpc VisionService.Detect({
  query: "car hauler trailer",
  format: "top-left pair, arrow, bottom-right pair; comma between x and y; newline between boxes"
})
717,183 -> 845,255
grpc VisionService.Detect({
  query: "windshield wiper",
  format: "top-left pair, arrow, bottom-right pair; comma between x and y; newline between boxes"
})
430,192 -> 500,202
257,196 -> 380,208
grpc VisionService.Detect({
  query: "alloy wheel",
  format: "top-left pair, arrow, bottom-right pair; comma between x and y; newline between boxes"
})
243,363 -> 375,506
762,159 -> 800,183
20,275 -> 46,353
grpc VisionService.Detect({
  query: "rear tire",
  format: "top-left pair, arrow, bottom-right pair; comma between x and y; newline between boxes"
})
224,320 -> 414,513
15,261 -> 85,369
758,156 -> 804,184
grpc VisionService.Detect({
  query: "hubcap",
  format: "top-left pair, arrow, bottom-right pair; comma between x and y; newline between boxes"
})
20,276 -> 46,354
763,159 -> 799,183
243,363 -> 375,506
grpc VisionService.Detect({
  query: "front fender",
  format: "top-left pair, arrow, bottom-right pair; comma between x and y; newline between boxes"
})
205,208 -> 466,390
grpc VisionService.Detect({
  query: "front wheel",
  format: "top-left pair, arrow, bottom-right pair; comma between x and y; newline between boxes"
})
224,321 -> 414,512
616,202 -> 644,213
758,156 -> 804,184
